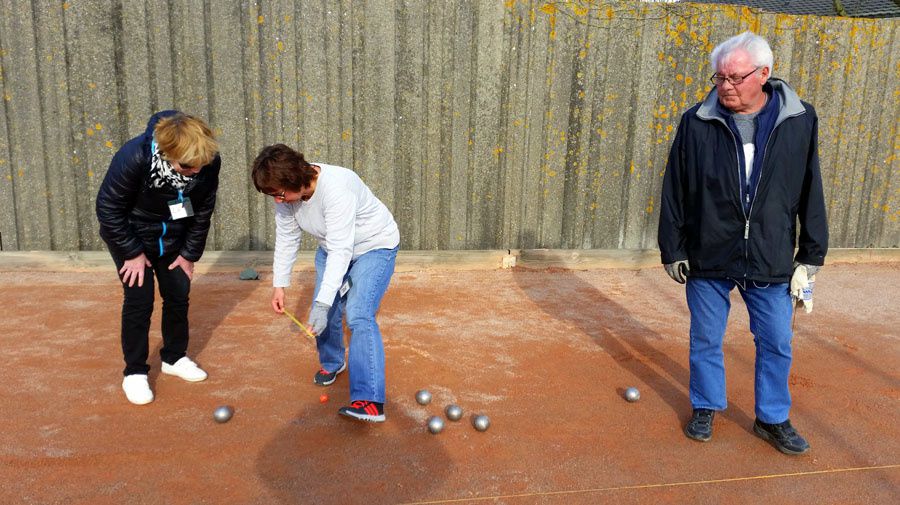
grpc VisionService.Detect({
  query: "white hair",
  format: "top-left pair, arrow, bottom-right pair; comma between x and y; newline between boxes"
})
710,31 -> 774,72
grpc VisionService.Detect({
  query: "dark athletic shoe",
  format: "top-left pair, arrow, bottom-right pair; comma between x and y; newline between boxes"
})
313,362 -> 346,386
339,400 -> 385,423
684,409 -> 715,442
753,418 -> 810,455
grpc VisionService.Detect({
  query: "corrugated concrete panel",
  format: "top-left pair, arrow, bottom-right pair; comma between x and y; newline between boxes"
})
1,0 -> 52,250
0,1 -> 897,253
0,2 -> 21,252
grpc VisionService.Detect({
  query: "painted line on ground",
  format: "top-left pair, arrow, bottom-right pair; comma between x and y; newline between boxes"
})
399,464 -> 900,504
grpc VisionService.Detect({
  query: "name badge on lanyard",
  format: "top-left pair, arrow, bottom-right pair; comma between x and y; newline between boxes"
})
168,190 -> 195,220
339,277 -> 353,298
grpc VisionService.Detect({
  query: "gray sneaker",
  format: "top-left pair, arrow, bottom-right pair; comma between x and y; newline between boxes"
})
313,362 -> 346,386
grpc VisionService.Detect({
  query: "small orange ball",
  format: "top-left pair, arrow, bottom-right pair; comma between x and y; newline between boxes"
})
319,394 -> 329,403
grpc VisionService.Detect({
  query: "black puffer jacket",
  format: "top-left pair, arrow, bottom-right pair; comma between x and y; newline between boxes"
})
96,110 -> 220,262
658,79 -> 828,283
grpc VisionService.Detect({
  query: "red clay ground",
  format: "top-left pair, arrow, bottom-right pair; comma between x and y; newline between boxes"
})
0,260 -> 897,504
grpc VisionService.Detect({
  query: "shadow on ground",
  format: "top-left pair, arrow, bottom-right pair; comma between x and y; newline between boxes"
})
511,248 -> 755,433
146,238 -> 259,385
252,271 -> 453,504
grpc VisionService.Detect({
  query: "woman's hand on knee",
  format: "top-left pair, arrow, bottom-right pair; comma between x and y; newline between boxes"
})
119,253 -> 151,287
168,255 -> 195,281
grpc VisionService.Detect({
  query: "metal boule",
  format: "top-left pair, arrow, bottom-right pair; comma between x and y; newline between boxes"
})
213,405 -> 234,423
415,389 -> 432,405
445,404 -> 463,421
624,387 -> 640,402
427,416 -> 444,434
472,414 -> 490,432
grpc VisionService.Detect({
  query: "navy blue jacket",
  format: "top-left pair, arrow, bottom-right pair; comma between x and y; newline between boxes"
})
96,111 -> 220,262
658,79 -> 828,283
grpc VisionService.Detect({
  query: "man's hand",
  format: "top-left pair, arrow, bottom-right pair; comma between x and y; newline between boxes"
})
791,264 -> 817,314
790,264 -> 808,301
664,260 -> 690,284
271,287 -> 286,313
794,262 -> 819,278
119,253 -> 152,287
168,255 -> 195,281
307,301 -> 331,336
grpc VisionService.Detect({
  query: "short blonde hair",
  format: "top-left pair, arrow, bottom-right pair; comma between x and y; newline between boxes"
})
154,113 -> 218,168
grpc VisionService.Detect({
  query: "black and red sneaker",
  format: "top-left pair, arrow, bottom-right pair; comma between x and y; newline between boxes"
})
339,400 -> 385,422
313,362 -> 346,386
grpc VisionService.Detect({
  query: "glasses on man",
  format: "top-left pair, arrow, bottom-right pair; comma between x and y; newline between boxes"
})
269,190 -> 286,201
710,66 -> 761,86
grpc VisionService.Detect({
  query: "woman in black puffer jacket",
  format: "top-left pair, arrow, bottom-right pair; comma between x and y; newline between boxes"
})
96,110 -> 220,405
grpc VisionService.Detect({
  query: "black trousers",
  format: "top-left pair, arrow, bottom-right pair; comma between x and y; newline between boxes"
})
112,251 -> 191,376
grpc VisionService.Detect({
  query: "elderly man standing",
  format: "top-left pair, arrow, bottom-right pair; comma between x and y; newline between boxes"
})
658,32 -> 828,455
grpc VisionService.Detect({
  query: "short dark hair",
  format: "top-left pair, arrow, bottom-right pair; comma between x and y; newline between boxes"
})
251,144 -> 318,194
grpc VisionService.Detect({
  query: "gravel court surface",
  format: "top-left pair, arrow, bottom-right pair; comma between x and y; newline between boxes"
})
0,262 -> 897,504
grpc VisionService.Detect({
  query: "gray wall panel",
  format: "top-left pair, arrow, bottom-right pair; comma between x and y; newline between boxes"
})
0,0 -> 896,252
0,1 -> 18,251
1,0 -> 51,249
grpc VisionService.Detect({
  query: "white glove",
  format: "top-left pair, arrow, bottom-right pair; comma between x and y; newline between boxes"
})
790,265 -> 815,314
664,260 -> 690,284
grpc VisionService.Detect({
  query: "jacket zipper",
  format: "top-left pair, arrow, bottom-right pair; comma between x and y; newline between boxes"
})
158,221 -> 167,256
722,126 -> 751,276
737,107 -> 805,272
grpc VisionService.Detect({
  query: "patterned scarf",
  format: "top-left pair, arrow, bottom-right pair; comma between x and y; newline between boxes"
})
149,139 -> 191,190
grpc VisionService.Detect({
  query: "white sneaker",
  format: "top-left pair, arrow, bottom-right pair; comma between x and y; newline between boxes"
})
161,356 -> 208,382
122,374 -> 154,405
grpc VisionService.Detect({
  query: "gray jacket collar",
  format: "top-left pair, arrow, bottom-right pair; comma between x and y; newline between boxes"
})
696,78 -> 805,125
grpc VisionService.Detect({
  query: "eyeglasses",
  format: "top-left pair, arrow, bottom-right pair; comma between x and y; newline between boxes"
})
269,190 -> 286,201
162,154 -> 197,171
710,66 -> 761,86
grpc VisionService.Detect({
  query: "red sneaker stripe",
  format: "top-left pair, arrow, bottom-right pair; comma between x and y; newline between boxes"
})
365,403 -> 377,415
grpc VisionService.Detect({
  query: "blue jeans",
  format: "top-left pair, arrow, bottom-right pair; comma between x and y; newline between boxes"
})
313,246 -> 398,404
685,277 -> 794,423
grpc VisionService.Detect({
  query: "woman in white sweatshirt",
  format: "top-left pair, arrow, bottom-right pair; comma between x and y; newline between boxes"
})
251,144 -> 400,422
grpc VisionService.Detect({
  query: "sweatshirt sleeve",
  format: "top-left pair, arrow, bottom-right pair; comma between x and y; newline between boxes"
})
272,202 -> 303,287
315,188 -> 357,306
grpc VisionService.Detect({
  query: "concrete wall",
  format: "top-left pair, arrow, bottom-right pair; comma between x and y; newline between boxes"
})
0,0 -> 897,252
